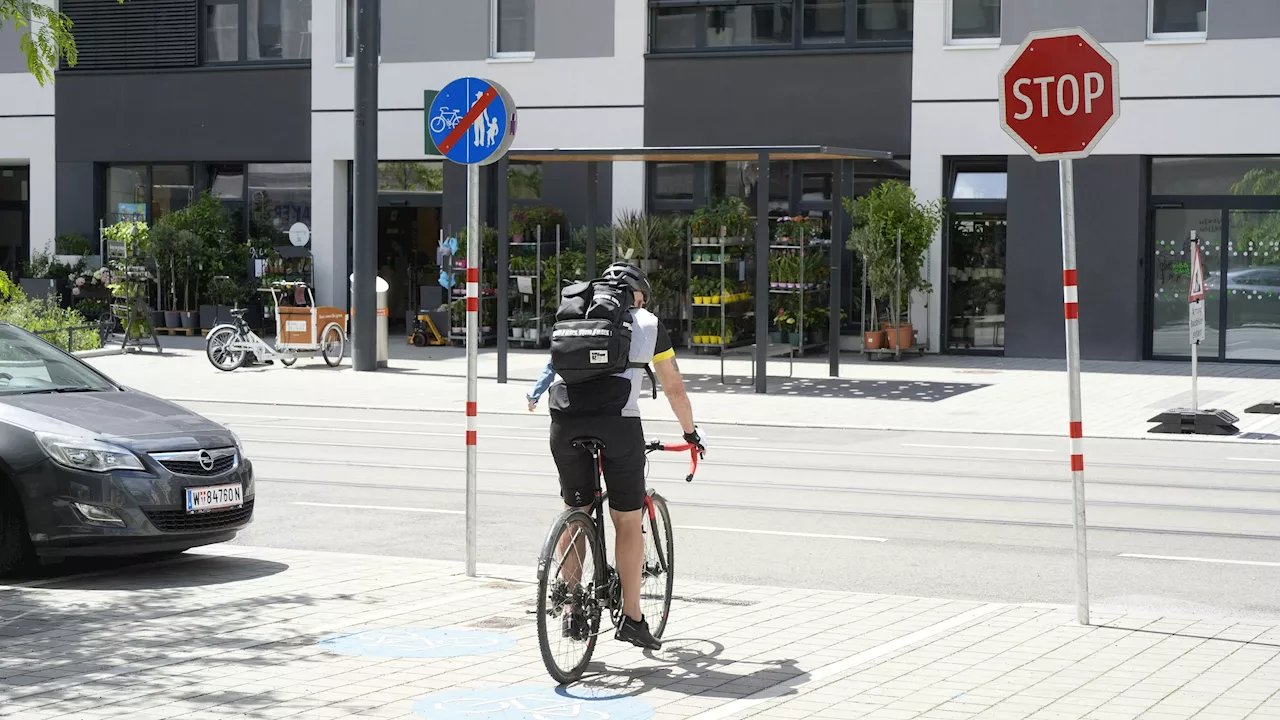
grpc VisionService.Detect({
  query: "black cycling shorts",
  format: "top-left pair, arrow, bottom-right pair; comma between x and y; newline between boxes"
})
549,413 -> 646,512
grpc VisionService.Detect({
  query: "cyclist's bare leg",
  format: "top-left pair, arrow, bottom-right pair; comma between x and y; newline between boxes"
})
610,507 -> 643,622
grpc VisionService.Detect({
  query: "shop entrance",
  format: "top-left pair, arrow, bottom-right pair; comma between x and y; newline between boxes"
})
378,198 -> 441,333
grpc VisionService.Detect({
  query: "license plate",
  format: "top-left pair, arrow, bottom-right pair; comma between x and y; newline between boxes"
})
185,483 -> 243,513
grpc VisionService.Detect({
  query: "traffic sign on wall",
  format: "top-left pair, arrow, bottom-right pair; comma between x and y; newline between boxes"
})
426,77 -> 517,166
999,28 -> 1120,162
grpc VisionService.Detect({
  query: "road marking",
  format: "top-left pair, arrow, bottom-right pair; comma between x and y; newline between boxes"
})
226,420 -> 760,443
291,502 -> 464,515
1118,553 -> 1280,568
903,443 -> 1052,453
1228,457 -> 1280,463
686,603 -> 1006,720
678,526 -> 887,543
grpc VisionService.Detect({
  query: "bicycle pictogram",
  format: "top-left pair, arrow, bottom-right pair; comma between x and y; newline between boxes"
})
432,691 -> 612,720
430,107 -> 463,134
412,686 -> 652,720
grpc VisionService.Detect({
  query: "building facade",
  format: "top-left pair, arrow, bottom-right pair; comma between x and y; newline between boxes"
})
15,0 -> 1280,363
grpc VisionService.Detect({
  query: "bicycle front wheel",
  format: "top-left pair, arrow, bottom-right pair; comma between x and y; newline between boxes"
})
205,327 -> 246,371
642,491 -> 676,639
537,509 -> 603,685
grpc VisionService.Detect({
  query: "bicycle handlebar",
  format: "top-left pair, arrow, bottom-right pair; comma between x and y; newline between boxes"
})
644,440 -> 700,482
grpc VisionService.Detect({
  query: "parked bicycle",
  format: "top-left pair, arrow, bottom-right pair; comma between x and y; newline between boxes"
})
205,282 -> 346,371
536,438 -> 698,684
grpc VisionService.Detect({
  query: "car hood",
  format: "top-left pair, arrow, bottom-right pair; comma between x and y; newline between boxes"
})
0,388 -> 235,452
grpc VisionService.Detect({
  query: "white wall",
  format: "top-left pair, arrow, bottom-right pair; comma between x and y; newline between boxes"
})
309,0 -> 646,305
0,66 -> 55,259
910,1 -> 1280,351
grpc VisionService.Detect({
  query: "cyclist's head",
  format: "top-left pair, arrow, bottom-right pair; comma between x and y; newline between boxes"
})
602,262 -> 651,307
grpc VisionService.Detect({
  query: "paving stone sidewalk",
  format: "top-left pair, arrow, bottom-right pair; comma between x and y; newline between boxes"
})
2,545 -> 1278,720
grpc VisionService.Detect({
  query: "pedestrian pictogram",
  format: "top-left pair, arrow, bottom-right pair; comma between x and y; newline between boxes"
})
427,77 -> 517,166
1188,242 -> 1206,303
999,28 -> 1120,162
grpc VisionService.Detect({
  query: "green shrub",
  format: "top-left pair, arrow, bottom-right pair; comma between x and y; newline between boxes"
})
0,271 -> 102,351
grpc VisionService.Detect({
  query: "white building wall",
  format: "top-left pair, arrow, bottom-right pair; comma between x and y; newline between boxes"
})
0,70 -> 55,261
309,0 -> 646,306
911,1 -> 1280,352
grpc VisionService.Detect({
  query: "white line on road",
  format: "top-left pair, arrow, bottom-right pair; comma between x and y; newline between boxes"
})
679,526 -> 887,543
902,443 -> 1052,453
1118,553 -> 1280,568
291,502 -> 464,514
1228,457 -> 1280,464
686,603 -> 1006,720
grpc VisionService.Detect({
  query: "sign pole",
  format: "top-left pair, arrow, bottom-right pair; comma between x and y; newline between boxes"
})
465,163 -> 480,578
1190,231 -> 1201,412
1059,158 -> 1090,626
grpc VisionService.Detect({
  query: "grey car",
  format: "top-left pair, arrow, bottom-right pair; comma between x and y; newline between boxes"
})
0,323 -> 254,575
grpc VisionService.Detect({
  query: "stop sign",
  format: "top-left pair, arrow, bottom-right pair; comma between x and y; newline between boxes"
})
999,28 -> 1120,162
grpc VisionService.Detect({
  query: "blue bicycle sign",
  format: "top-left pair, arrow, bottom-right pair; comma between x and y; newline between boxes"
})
412,686 -> 653,720
426,77 -> 517,166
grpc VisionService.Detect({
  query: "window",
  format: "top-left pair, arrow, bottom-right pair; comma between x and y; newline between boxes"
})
1152,157 -> 1280,196
342,0 -> 380,60
203,0 -> 311,63
649,0 -> 912,53
947,0 -> 999,44
379,162 -> 444,193
151,165 -> 194,221
1149,0 -> 1206,39
105,166 -> 149,224
652,164 -> 695,202
856,0 -> 911,43
944,159 -> 1007,354
493,0 -> 534,56
951,171 -> 1007,199
507,163 -> 542,199
249,163 -> 312,244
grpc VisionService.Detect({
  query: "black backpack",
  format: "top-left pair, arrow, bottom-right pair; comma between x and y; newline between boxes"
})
550,279 -> 656,395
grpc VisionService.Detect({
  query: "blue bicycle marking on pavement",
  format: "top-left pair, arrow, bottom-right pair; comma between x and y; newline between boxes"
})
412,686 -> 654,720
316,627 -> 515,659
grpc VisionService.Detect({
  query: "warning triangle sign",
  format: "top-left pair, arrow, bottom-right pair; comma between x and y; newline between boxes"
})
1189,243 -> 1206,303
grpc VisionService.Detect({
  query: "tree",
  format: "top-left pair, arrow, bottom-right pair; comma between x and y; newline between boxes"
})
1,0 -> 125,86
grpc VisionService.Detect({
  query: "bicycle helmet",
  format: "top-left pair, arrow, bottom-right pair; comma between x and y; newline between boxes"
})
601,262 -> 652,302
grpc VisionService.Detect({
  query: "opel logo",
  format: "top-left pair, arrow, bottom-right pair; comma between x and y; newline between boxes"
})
198,450 -> 214,471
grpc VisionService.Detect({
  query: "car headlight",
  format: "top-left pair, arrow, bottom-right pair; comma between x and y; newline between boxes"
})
229,429 -> 245,457
36,433 -> 145,473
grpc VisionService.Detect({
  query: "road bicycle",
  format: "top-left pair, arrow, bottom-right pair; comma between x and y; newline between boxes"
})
429,107 -> 463,134
536,437 -> 698,684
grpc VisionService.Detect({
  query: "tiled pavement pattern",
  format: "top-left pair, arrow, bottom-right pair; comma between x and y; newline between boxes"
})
85,346 -> 1280,441
2,546 -> 1278,720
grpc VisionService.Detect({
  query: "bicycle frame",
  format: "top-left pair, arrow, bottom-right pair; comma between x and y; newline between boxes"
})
207,318 -> 280,363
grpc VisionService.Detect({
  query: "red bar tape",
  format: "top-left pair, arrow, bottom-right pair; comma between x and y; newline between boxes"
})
1070,454 -> 1084,471
1069,421 -> 1083,438
1064,302 -> 1078,320
467,267 -> 479,283
466,431 -> 477,446
466,297 -> 478,312
466,402 -> 477,417
1063,269 -> 1078,286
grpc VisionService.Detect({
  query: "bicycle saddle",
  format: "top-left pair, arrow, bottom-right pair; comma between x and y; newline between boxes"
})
230,308 -> 248,316
570,437 -> 606,453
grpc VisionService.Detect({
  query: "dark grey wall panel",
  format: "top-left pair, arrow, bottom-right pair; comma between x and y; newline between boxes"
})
55,162 -> 97,245
56,68 -> 310,162
1209,1 -> 1280,40
381,0 -> 487,63
0,27 -> 27,75
1004,155 -> 1146,361
645,52 -> 911,156
1001,0 -> 1146,45
538,0 -> 613,59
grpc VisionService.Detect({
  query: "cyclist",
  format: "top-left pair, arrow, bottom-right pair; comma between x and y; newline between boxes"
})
539,262 -> 706,651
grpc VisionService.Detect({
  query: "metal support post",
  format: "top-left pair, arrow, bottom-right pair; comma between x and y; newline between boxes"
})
1190,231 -> 1199,413
829,159 -> 844,376
1059,159 -> 1089,626
585,161 -> 599,279
754,152 -> 770,394
351,0 -> 379,372
465,164 -> 481,577
496,155 -> 510,384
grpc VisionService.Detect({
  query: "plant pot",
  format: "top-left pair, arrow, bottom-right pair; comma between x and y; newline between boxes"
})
180,311 -> 198,330
511,328 -> 525,339
199,304 -> 217,330
512,233 -> 524,244
526,328 -> 540,343
789,333 -> 802,347
161,311 -> 179,328
769,331 -> 783,344
149,310 -> 166,330
892,323 -> 914,350
864,330 -> 886,350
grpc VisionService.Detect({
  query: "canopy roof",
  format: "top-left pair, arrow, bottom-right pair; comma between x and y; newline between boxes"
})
505,145 -> 892,163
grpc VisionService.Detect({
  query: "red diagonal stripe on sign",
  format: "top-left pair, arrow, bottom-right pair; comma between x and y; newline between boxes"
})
438,85 -> 499,155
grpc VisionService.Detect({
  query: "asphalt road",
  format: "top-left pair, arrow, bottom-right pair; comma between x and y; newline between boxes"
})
184,398 -> 1280,623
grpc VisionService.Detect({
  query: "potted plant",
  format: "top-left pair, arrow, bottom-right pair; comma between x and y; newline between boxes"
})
773,308 -> 794,344
203,275 -> 240,330
173,229 -> 203,330
525,315 -> 542,344
510,309 -> 532,339
509,207 -> 530,243
845,180 -> 945,352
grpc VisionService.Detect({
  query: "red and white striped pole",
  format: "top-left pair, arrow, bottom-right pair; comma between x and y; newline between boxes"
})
465,163 -> 480,578
1059,158 -> 1089,626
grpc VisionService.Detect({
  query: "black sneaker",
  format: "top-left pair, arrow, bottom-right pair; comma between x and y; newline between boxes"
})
615,615 -> 661,650
562,610 -> 590,642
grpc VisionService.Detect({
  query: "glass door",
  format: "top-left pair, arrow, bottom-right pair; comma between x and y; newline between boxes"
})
0,205 -> 26,280
1150,208 -> 1222,358
1225,211 -> 1280,360
946,212 -> 1006,352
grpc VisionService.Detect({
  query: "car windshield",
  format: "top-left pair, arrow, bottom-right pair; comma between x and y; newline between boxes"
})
0,325 -> 117,395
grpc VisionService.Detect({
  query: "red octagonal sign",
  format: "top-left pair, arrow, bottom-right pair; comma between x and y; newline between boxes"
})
999,27 -> 1120,162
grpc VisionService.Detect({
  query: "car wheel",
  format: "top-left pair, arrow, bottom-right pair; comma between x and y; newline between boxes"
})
0,484 -> 34,577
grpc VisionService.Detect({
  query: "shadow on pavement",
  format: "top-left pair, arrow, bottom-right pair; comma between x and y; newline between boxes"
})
28,553 -> 288,591
675,375 -> 990,402
576,638 -> 809,701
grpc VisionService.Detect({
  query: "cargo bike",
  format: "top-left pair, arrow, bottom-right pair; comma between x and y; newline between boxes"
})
205,281 -> 347,371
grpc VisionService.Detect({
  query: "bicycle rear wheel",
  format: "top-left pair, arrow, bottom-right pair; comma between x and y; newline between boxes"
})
641,491 -> 675,639
206,327 -> 246,371
537,509 -> 603,684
